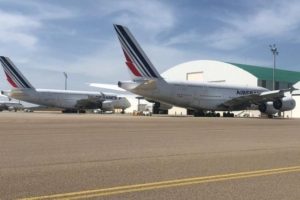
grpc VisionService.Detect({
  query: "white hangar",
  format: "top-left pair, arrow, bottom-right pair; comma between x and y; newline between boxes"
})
160,60 -> 300,118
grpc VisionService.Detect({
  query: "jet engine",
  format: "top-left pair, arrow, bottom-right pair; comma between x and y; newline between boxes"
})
258,102 -> 278,115
102,100 -> 114,111
273,97 -> 296,111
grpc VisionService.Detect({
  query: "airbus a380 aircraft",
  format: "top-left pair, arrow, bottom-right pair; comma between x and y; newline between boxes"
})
0,56 -> 130,113
114,24 -> 298,117
0,100 -> 23,112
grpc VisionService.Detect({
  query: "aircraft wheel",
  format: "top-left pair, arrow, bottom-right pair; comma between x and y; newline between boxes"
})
194,110 -> 205,117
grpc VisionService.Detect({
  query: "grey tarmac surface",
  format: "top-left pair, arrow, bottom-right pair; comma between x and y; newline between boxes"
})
0,112 -> 300,199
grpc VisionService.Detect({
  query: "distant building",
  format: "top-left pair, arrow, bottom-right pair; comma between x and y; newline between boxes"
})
162,60 -> 300,118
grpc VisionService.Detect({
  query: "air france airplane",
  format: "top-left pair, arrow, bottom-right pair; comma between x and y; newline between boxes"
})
0,56 -> 130,113
0,100 -> 23,112
114,24 -> 298,117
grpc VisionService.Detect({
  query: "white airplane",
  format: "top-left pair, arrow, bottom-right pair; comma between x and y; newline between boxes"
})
113,24 -> 298,117
89,83 -> 172,114
0,56 -> 131,113
0,100 -> 23,112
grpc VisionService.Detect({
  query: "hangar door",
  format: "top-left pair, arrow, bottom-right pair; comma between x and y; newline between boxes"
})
186,71 -> 204,81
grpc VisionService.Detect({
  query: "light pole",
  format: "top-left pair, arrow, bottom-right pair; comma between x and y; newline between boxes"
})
269,44 -> 279,90
63,72 -> 68,90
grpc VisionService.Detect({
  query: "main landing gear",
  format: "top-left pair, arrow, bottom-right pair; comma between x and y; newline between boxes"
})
62,109 -> 86,113
193,110 -> 220,117
191,110 -> 234,118
223,112 -> 234,117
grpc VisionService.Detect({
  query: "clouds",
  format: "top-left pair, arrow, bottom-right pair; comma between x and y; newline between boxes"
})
227,1 -> 300,38
0,10 -> 40,49
29,0 -> 179,81
0,0 -> 79,64
97,0 -> 175,33
0,0 -> 299,91
0,0 -> 77,48
163,0 -> 300,51
210,1 -> 300,49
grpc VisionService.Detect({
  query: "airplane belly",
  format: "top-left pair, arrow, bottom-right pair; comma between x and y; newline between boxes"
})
56,98 -> 78,108
191,98 -> 224,110
54,94 -> 88,108
35,93 -> 80,109
189,87 -> 225,110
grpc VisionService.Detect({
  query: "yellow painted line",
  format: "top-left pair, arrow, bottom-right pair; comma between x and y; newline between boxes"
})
20,166 -> 300,200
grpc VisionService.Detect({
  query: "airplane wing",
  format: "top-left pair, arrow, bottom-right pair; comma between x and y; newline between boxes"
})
223,81 -> 300,109
222,89 -> 290,109
0,93 -> 9,98
89,83 -> 127,92
89,82 -> 158,97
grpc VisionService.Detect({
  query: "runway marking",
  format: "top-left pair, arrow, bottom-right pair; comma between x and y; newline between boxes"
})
20,165 -> 300,200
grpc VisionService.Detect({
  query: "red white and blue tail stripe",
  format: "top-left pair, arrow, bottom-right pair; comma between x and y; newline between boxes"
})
114,24 -> 162,80
0,56 -> 34,89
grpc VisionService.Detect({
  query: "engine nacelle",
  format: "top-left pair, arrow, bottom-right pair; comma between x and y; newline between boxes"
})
102,100 -> 114,111
258,102 -> 278,115
273,97 -> 296,111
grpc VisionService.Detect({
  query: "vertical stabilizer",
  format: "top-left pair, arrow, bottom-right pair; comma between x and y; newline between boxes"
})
0,56 -> 35,89
114,24 -> 162,80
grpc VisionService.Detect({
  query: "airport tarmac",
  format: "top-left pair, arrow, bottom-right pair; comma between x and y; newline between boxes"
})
0,112 -> 300,199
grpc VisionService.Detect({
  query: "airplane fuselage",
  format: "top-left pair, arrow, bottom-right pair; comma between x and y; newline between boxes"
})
2,88 -> 130,110
121,80 -> 268,111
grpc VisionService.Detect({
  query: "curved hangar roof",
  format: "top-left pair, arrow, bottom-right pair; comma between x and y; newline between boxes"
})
162,60 -> 300,86
161,60 -> 258,86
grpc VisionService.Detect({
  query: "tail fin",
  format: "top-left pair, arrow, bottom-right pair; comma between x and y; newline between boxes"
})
0,56 -> 35,89
114,24 -> 162,80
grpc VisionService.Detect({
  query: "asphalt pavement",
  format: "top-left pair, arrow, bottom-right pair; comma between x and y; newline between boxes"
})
0,112 -> 300,199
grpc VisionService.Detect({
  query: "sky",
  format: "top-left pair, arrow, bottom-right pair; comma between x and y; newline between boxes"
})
0,0 -> 300,92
